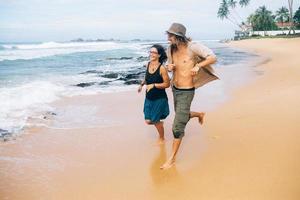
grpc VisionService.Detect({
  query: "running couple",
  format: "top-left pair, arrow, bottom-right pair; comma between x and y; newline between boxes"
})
138,23 -> 219,169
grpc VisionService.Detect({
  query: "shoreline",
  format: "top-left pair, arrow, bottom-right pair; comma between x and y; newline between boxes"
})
1,38 -> 300,199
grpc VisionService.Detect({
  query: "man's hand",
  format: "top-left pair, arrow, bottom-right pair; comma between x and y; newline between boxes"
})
166,64 -> 176,72
191,66 -> 200,76
146,84 -> 154,92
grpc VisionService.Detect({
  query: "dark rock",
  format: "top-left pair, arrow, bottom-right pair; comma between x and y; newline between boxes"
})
98,81 -> 112,85
120,57 -> 133,60
0,128 -> 9,134
106,57 -> 133,60
80,70 -> 102,75
101,73 -> 119,79
233,51 -> 246,54
117,71 -> 144,82
71,38 -> 84,42
43,111 -> 57,120
117,77 -> 126,81
46,111 -> 57,116
75,82 -> 96,87
0,129 -> 11,139
124,80 -> 140,85
124,73 -> 142,79
136,56 -> 148,62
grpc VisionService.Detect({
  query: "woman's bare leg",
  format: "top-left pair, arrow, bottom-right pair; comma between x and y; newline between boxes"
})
154,121 -> 165,144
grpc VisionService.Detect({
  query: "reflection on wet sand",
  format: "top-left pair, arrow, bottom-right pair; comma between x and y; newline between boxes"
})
149,143 -> 184,198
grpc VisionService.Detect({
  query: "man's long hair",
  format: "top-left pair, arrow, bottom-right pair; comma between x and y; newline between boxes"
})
170,34 -> 192,55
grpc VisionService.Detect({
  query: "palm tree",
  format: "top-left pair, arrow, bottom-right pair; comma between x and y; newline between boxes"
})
239,0 -> 250,7
294,6 -> 300,28
276,6 -> 289,24
276,6 -> 289,33
218,0 -> 230,20
247,14 -> 254,25
217,0 -> 239,27
225,0 -> 242,25
227,0 -> 244,22
249,6 -> 276,35
287,0 -> 296,34
217,0 -> 251,29
228,0 -> 237,8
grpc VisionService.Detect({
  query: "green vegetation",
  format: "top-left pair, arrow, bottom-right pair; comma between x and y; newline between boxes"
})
218,0 -> 299,36
276,7 -> 290,24
294,6 -> 300,28
246,33 -> 300,39
248,6 -> 277,32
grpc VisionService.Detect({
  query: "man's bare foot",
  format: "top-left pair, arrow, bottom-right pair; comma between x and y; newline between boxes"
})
198,112 -> 205,125
160,158 -> 175,170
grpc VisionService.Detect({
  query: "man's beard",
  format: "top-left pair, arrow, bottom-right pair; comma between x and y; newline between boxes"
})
170,43 -> 178,54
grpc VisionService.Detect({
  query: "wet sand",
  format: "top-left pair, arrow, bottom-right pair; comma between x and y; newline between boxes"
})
1,38 -> 300,200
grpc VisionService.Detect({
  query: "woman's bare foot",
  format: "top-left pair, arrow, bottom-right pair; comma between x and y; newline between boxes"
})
160,158 -> 175,170
198,112 -> 205,125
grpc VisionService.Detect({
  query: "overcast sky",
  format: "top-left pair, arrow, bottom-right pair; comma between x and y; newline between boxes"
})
0,0 -> 299,42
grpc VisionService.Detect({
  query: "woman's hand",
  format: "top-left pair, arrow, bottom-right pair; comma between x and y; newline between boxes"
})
138,85 -> 143,93
146,84 -> 154,92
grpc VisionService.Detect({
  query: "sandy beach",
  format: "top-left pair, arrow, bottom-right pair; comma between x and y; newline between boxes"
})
1,38 -> 300,200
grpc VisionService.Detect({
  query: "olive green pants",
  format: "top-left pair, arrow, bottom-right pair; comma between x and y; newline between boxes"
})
172,86 -> 195,139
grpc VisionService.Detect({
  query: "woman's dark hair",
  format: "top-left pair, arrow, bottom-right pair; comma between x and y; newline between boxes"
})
151,44 -> 167,64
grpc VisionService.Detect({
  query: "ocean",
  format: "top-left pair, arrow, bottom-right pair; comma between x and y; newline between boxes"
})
0,40 -> 259,140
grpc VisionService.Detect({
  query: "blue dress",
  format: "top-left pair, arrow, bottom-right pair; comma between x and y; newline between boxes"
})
143,63 -> 169,123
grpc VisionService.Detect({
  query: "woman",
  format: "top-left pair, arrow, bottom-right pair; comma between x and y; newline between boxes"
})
138,44 -> 170,145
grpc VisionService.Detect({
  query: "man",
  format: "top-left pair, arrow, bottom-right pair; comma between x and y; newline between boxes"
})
160,23 -> 218,169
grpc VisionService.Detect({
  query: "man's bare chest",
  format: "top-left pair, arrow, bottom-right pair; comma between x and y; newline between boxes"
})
173,52 -> 195,70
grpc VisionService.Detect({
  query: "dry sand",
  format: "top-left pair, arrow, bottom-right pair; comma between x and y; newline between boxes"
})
1,38 -> 300,200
